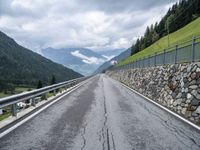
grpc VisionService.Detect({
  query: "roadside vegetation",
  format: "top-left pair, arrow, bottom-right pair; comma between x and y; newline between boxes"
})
118,18 -> 200,66
118,0 -> 200,66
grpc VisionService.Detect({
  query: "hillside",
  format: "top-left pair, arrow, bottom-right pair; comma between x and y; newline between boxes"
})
0,31 -> 83,89
118,17 -> 200,66
41,47 -> 107,75
95,48 -> 131,73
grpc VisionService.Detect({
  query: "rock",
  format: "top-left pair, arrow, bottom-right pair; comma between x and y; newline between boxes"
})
191,90 -> 198,97
173,101 -> 178,106
176,75 -> 181,80
177,99 -> 182,105
197,79 -> 200,85
176,93 -> 182,99
187,105 -> 197,111
197,68 -> 200,72
197,88 -> 200,94
196,106 -> 200,114
184,88 -> 188,93
189,85 -> 198,89
187,93 -> 193,99
189,80 -> 196,85
177,106 -> 182,110
192,112 -> 198,117
191,99 -> 200,106
183,77 -> 188,83
185,111 -> 192,118
181,108 -> 187,115
181,92 -> 187,98
181,81 -> 184,87
192,65 -> 197,72
186,99 -> 191,104
191,72 -> 196,79
187,66 -> 192,73
196,94 -> 200,100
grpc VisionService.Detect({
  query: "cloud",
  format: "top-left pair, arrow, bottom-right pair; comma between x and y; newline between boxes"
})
0,0 -> 178,52
102,55 -> 115,60
71,50 -> 106,64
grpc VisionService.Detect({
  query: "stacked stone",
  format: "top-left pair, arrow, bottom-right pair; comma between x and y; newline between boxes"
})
106,62 -> 200,124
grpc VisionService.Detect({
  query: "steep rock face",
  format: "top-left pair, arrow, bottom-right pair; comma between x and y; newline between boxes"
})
107,63 -> 200,124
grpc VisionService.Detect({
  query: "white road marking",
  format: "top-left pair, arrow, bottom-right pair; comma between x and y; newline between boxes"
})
120,81 -> 200,131
0,78 -> 92,138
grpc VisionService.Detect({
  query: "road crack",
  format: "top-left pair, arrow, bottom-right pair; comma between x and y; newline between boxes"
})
80,123 -> 87,150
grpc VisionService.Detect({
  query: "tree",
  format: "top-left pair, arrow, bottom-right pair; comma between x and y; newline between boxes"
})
50,75 -> 56,85
131,45 -> 135,56
37,80 -> 42,89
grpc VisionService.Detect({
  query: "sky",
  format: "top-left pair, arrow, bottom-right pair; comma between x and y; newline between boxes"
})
0,0 -> 179,52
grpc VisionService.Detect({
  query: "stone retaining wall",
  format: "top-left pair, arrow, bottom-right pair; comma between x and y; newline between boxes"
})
106,63 -> 200,124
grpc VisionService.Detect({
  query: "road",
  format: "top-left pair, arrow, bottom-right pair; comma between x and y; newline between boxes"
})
0,74 -> 200,150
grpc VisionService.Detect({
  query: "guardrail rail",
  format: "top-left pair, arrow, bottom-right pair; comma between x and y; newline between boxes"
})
0,76 -> 90,117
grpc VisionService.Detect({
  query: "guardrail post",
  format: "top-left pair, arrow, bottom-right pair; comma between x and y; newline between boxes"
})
163,49 -> 166,65
53,89 -> 56,96
175,45 -> 178,64
31,98 -> 36,106
44,93 -> 48,100
154,52 -> 157,67
11,103 -> 17,116
191,36 -> 196,62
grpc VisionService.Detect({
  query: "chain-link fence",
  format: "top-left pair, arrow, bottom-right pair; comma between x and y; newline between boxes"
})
112,36 -> 200,70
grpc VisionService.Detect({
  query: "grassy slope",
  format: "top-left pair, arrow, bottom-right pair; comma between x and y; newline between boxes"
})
118,17 -> 200,66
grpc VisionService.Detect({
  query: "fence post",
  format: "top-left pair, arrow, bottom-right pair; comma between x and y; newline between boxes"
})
11,103 -> 17,116
163,49 -> 166,65
136,59 -> 138,68
143,57 -> 145,68
191,36 -> 196,62
175,45 -> 178,64
154,52 -> 157,66
148,55 -> 150,67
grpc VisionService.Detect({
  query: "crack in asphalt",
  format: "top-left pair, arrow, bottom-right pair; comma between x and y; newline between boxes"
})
101,77 -> 113,150
111,132 -> 116,150
142,102 -> 200,149
80,123 -> 87,150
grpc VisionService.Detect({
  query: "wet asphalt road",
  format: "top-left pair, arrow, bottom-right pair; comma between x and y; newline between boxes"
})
0,74 -> 200,150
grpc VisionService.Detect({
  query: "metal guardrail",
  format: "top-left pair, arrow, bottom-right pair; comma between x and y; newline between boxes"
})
0,76 -> 90,117
112,36 -> 200,70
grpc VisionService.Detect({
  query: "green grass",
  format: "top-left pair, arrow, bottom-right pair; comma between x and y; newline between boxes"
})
0,87 -> 35,98
118,17 -> 200,66
0,112 -> 11,121
0,92 -> 10,98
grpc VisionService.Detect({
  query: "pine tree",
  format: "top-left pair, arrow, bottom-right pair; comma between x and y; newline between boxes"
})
37,80 -> 42,89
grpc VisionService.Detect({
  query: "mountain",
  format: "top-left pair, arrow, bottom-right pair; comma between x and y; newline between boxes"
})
94,48 -> 131,74
0,31 -> 82,89
41,47 -> 107,75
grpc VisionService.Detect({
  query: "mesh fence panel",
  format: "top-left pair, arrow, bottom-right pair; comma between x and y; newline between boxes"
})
144,58 -> 149,67
149,56 -> 155,67
165,50 -> 175,64
195,42 -> 200,61
177,45 -> 192,63
156,53 -> 164,65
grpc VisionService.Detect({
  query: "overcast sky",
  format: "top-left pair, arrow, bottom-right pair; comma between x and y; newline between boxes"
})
0,0 -> 178,52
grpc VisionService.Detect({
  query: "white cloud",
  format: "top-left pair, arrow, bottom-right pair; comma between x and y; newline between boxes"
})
71,50 -> 106,64
0,0 -> 178,52
102,55 -> 115,60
